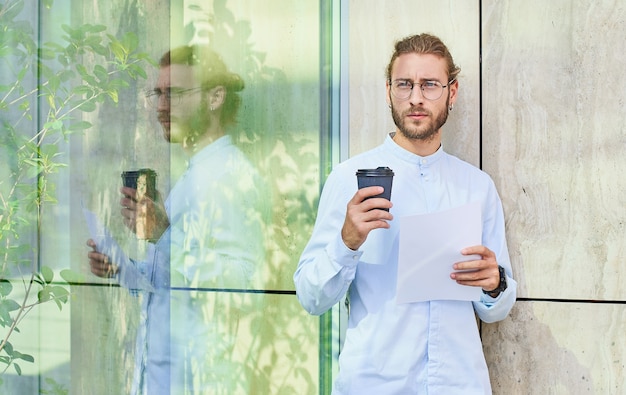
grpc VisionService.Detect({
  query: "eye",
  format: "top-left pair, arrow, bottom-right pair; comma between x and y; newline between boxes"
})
422,81 -> 439,89
394,80 -> 412,89
146,88 -> 161,98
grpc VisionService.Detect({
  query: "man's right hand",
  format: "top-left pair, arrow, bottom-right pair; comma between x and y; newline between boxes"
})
120,186 -> 169,241
341,186 -> 393,251
86,239 -> 117,278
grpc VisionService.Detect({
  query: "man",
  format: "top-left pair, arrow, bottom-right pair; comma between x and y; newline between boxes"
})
294,33 -> 516,394
87,45 -> 267,394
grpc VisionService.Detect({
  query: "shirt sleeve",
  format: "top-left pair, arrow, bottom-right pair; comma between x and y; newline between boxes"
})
473,272 -> 517,323
294,169 -> 360,316
117,243 -> 157,293
472,180 -> 517,323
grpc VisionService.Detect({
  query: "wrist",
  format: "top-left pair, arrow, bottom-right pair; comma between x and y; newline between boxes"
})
482,265 -> 507,297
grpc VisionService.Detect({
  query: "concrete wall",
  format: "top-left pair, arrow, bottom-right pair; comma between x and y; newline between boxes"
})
348,1 -> 626,393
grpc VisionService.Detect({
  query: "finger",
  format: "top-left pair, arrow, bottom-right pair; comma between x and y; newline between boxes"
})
120,206 -> 133,219
359,197 -> 393,213
120,195 -> 137,210
359,205 -> 393,222
453,258 -> 486,272
461,245 -> 494,258
352,186 -> 384,204
120,186 -> 137,199
451,265 -> 499,289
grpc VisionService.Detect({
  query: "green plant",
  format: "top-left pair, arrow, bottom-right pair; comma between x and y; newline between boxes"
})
181,2 -> 321,393
0,0 -> 151,380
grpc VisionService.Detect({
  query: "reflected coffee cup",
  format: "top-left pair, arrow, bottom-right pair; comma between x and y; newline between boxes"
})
356,167 -> 394,211
121,169 -> 158,240
121,169 -> 157,200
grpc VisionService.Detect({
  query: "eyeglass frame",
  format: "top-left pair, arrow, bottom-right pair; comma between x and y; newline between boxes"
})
145,86 -> 204,107
388,78 -> 456,101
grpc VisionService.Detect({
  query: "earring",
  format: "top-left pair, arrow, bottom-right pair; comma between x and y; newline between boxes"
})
448,104 -> 454,112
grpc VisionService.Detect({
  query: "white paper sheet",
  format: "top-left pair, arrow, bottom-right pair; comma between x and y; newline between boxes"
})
396,201 -> 483,303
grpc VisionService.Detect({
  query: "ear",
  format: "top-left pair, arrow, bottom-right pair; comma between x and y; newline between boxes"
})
208,86 -> 226,110
448,79 -> 458,106
385,80 -> 392,107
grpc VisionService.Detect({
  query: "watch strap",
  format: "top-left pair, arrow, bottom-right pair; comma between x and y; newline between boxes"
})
482,265 -> 507,297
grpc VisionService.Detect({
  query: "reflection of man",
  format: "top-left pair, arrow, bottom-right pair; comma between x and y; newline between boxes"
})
87,45 -> 267,394
295,34 -> 516,394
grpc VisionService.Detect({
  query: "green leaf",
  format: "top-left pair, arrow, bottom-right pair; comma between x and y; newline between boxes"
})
93,65 -> 108,83
19,353 -> 34,363
127,64 -> 147,80
43,120 -> 63,130
47,75 -> 61,92
106,90 -> 119,103
51,286 -> 69,302
33,276 -> 45,286
3,0 -> 24,20
0,280 -> 12,297
39,48 -> 56,60
88,24 -> 107,34
67,121 -> 92,131
78,101 -> 96,112
122,32 -> 139,53
72,85 -> 94,95
60,269 -> 84,283
3,342 -> 14,355
109,41 -> 127,63
38,288 -> 51,303
41,266 -> 54,284
14,363 -> 22,376
0,299 -> 21,313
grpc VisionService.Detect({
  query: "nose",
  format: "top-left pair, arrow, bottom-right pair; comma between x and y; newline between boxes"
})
408,85 -> 425,105
156,93 -> 169,111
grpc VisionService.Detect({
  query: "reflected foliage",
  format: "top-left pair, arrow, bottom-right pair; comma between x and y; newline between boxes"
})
0,0 -> 151,383
1,0 -> 322,393
175,1 -> 320,393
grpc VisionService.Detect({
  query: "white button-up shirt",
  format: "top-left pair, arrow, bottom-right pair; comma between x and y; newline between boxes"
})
295,133 -> 517,395
118,135 -> 267,394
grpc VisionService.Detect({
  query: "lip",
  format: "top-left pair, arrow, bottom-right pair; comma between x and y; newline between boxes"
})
158,115 -> 171,127
407,112 -> 428,120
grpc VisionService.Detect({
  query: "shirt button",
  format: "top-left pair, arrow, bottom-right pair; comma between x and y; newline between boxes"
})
421,159 -> 427,164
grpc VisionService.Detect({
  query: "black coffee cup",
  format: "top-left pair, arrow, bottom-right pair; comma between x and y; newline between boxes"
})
121,169 -> 157,201
121,169 -> 158,240
356,167 -> 394,211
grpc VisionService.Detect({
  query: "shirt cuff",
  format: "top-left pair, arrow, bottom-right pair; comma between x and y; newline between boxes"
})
326,233 -> 363,270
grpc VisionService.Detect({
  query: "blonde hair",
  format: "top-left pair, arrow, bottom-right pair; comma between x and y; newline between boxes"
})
385,33 -> 460,82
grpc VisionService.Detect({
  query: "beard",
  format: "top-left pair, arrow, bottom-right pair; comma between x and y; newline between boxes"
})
182,106 -> 212,148
391,95 -> 450,142
160,97 -> 212,146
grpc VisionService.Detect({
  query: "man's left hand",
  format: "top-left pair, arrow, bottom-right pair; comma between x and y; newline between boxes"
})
450,245 -> 500,292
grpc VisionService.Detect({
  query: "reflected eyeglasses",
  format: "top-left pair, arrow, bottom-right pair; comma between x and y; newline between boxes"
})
145,87 -> 204,107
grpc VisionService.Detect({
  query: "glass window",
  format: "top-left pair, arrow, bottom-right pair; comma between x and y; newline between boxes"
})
0,0 -> 338,393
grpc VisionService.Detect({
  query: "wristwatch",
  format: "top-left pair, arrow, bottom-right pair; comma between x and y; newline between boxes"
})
482,265 -> 507,297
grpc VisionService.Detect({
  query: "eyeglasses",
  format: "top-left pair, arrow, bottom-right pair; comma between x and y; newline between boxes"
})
145,87 -> 204,107
389,79 -> 456,101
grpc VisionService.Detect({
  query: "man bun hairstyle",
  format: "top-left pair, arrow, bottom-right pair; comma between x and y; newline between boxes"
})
160,45 -> 244,127
385,33 -> 461,83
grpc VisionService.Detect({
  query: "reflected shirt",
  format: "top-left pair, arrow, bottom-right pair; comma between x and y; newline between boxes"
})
294,133 -> 517,395
118,135 -> 267,394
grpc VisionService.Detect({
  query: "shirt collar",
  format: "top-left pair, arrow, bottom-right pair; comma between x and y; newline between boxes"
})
385,132 -> 444,166
187,135 -> 232,168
